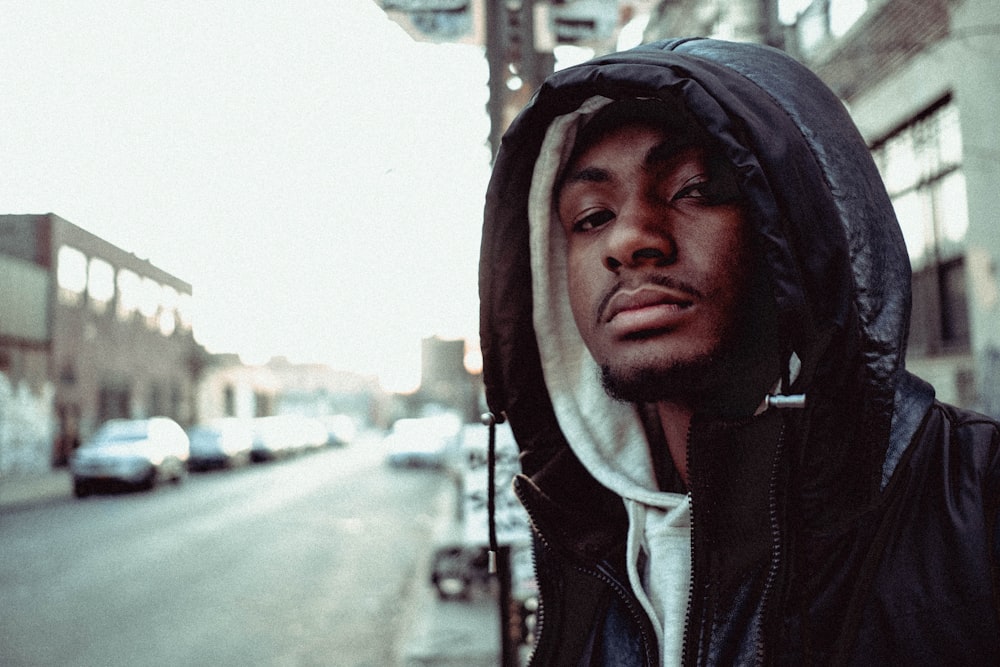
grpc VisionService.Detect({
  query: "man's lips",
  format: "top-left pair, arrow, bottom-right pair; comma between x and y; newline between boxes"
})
600,286 -> 696,332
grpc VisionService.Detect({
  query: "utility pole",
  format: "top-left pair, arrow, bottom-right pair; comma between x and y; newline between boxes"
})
485,0 -> 554,160
485,0 -> 508,160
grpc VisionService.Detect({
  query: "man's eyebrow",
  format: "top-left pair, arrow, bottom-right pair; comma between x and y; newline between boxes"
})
562,165 -> 611,186
644,138 -> 693,167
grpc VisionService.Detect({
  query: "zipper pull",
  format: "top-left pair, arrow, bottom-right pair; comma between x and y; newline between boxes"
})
766,394 -> 807,409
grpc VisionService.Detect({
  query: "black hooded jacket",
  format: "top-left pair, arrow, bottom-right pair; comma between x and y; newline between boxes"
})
479,38 -> 1000,665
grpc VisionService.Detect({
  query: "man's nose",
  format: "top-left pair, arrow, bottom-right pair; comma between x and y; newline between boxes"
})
603,202 -> 676,272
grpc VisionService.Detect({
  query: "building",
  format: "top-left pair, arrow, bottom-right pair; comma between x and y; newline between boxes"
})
193,353 -> 279,423
0,213 -> 203,469
416,335 -> 482,422
784,0 -> 1000,415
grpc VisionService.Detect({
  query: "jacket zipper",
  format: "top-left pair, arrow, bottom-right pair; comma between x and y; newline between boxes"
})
513,481 -> 546,666
681,419 -> 696,666
755,423 -> 787,666
584,559 -> 658,666
515,480 -> 658,667
682,420 -> 787,666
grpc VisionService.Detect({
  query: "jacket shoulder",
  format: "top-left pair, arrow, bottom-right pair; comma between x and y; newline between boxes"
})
908,399 -> 1000,480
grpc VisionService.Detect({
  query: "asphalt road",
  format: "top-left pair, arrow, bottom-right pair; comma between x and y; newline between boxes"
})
0,436 -> 449,667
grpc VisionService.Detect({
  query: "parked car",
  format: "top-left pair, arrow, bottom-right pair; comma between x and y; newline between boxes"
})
186,418 -> 254,471
250,416 -> 293,462
384,414 -> 461,469
250,415 -> 327,462
321,414 -> 357,447
70,417 -> 189,496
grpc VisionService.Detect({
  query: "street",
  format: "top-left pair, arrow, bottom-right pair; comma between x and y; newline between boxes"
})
0,436 -> 455,667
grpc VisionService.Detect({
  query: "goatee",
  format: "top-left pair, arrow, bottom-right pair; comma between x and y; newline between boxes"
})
599,300 -> 780,417
600,353 -> 720,404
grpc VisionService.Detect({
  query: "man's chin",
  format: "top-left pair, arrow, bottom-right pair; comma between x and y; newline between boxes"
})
599,356 -> 717,404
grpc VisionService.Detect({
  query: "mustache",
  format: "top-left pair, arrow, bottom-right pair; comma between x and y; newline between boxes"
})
596,274 -> 705,323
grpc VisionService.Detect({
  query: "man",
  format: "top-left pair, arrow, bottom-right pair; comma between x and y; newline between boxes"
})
478,38 -> 1000,665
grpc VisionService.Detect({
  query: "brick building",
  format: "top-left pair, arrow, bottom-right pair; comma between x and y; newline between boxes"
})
0,213 -> 203,467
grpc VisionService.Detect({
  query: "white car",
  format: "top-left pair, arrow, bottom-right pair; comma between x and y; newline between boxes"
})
70,417 -> 189,496
187,418 -> 254,471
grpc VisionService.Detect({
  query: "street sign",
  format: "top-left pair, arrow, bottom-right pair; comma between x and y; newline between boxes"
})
379,0 -> 473,41
550,0 -> 619,44
380,0 -> 468,11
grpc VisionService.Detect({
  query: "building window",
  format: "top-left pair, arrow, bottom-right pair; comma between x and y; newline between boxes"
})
170,383 -> 182,420
57,245 -> 87,306
59,362 -> 76,385
139,277 -> 161,330
150,383 -> 164,417
87,257 -> 115,314
158,285 -> 178,337
223,384 -> 236,417
177,292 -> 193,332
116,268 -> 141,322
98,384 -> 130,422
872,96 -> 969,356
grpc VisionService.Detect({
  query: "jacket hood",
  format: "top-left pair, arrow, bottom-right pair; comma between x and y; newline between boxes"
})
480,38 -> 923,508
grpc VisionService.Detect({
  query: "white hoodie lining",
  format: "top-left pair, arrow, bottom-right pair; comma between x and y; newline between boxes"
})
627,497 -> 692,667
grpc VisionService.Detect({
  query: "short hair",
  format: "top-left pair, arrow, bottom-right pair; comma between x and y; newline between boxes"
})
559,97 -> 741,206
570,97 -> 705,158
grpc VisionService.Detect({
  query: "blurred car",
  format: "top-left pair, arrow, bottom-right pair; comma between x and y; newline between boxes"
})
186,418 -> 254,471
70,417 -> 189,496
296,416 -> 329,452
384,414 -> 461,469
250,416 -> 293,462
250,415 -> 327,462
321,414 -> 357,447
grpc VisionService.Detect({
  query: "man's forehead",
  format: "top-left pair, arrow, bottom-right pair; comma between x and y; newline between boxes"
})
578,122 -> 701,160
568,98 -> 703,155
561,122 -> 705,186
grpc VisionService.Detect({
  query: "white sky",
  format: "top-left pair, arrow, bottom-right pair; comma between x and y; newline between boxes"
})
0,1 -> 493,392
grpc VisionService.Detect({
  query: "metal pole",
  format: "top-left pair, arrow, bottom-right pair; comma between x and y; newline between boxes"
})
485,0 -> 506,162
497,544 -> 516,667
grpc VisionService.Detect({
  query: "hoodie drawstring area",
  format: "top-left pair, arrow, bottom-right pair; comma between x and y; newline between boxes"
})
482,411 -> 506,573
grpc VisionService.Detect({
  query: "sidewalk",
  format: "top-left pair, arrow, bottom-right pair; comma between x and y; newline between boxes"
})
0,468 -> 73,513
398,579 -> 500,667
395,484 -> 503,666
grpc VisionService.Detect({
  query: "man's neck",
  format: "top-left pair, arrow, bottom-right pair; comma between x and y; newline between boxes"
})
655,401 -> 693,487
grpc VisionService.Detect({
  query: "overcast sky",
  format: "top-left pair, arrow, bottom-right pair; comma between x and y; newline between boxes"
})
0,0 -> 494,391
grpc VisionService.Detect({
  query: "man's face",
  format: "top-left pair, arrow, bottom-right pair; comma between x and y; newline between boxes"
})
557,121 -> 757,403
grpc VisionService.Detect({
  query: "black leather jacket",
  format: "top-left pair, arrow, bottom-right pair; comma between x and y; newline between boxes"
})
512,374 -> 1000,665
479,39 -> 1000,665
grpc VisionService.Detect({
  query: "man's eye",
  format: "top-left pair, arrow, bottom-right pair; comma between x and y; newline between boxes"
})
673,179 -> 712,201
672,173 -> 740,205
571,209 -> 615,232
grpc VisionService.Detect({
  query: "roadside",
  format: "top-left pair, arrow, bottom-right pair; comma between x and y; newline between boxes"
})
397,574 -> 501,667
0,468 -> 72,513
395,475 -> 502,667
